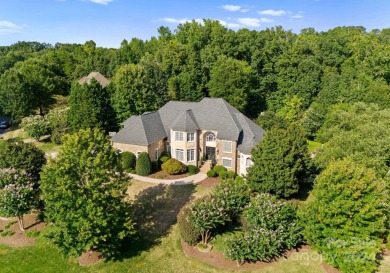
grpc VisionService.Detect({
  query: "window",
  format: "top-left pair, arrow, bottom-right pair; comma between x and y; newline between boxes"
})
117,148 -> 123,154
206,133 -> 216,142
246,157 -> 253,167
187,149 -> 195,162
175,132 -> 184,141
222,158 -> 232,168
187,132 -> 195,142
166,145 -> 171,154
222,140 -> 232,153
176,149 -> 184,162
155,148 -> 159,161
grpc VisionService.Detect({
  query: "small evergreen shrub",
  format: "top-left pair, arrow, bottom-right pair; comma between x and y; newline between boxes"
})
51,130 -> 66,144
177,206 -> 200,246
151,161 -> 160,172
0,230 -> 15,237
135,152 -> 152,176
219,170 -> 228,179
121,151 -> 136,171
207,170 -> 217,177
188,164 -> 199,174
227,170 -> 236,179
161,158 -> 187,175
159,155 -> 170,164
213,165 -> 227,176
160,151 -> 171,158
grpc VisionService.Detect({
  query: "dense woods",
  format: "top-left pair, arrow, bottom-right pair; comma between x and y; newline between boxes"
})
0,20 -> 389,272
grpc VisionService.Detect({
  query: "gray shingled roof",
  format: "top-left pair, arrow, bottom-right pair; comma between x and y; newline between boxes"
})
112,98 -> 265,151
111,111 -> 166,146
171,110 -> 199,131
79,72 -> 110,88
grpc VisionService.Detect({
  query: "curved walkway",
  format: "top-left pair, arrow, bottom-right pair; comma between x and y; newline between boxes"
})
129,172 -> 207,185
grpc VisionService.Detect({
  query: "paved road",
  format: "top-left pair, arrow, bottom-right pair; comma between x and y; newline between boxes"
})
129,172 -> 207,185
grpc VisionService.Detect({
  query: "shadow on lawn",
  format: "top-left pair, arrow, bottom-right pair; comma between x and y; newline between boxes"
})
118,183 -> 196,259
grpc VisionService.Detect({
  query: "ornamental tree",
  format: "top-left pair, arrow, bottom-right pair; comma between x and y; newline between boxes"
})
40,128 -> 135,258
0,169 -> 38,231
189,195 -> 229,244
299,158 -> 388,273
20,115 -> 51,141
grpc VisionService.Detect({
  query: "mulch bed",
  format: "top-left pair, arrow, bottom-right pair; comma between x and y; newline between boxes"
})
182,241 -> 353,273
0,214 -> 47,247
148,170 -> 189,180
78,249 -> 103,266
196,177 -> 220,188
182,241 -> 313,271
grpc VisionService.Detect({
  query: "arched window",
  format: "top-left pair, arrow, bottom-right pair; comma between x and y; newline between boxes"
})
206,132 -> 216,142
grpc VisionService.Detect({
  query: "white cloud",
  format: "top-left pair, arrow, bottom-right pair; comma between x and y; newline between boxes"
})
258,9 -> 287,16
290,11 -> 304,19
161,18 -> 204,25
218,20 -> 227,26
237,18 -> 261,27
240,8 -> 249,13
0,20 -> 24,34
89,0 -> 113,5
227,23 -> 243,29
260,17 -> 274,23
221,5 -> 241,12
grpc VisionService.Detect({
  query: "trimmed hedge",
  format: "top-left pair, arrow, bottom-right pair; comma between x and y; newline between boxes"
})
177,206 -> 199,246
159,156 -> 170,164
227,170 -> 236,179
188,164 -> 199,174
136,152 -> 151,176
121,151 -> 136,171
160,151 -> 171,158
213,165 -> 227,176
219,170 -> 228,179
207,170 -> 217,177
161,158 -> 187,175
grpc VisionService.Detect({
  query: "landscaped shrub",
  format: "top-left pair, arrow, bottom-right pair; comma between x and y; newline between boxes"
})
136,152 -> 152,176
151,161 -> 159,172
227,170 -> 236,179
219,170 -> 228,179
213,165 -> 227,176
225,193 -> 302,264
161,158 -> 187,175
207,170 -> 217,177
160,151 -> 171,158
187,165 -> 199,175
189,195 -> 229,244
120,151 -> 136,171
212,177 -> 251,219
159,155 -> 170,164
177,206 -> 199,246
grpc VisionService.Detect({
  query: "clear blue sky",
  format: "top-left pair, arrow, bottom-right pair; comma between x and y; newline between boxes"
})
1,0 -> 389,48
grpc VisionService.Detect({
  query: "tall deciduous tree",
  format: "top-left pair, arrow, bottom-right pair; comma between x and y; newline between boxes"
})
207,55 -> 253,113
110,64 -> 158,123
299,158 -> 388,273
40,129 -> 135,257
247,125 -> 310,198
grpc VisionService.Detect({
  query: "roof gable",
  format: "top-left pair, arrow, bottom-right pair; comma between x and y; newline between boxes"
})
78,72 -> 110,88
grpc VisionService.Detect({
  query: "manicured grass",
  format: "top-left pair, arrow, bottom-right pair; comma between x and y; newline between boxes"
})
307,140 -> 322,153
0,180 -> 388,273
210,225 -> 242,252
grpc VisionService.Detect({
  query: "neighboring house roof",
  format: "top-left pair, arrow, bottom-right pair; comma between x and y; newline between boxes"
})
78,72 -> 110,88
113,98 -> 265,153
111,111 -> 166,146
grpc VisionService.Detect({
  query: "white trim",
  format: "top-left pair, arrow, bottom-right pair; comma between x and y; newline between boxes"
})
222,157 -> 232,169
187,148 -> 195,162
187,132 -> 195,142
175,131 -> 184,142
175,149 -> 184,162
136,151 -> 142,158
155,148 -> 159,161
222,140 -> 232,153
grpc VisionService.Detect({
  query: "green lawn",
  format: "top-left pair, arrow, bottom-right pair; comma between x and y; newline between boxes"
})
0,181 -> 388,273
307,140 -> 322,153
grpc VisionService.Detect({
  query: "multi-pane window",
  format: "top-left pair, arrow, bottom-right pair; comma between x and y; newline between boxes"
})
155,148 -> 159,160
175,132 -> 184,141
187,149 -> 195,162
222,158 -> 232,168
176,149 -> 184,161
206,133 -> 216,142
222,140 -> 232,153
187,132 -> 195,142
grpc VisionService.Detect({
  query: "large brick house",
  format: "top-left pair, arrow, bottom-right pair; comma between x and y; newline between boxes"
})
111,98 -> 265,176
